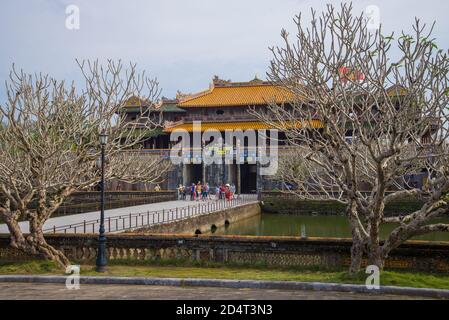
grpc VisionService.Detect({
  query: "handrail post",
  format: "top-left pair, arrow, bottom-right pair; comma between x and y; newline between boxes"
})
83,220 -> 86,234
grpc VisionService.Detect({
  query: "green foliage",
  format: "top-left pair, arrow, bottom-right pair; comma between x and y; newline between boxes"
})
0,260 -> 60,274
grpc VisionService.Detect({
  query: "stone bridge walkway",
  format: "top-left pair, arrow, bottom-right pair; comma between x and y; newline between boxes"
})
0,195 -> 258,234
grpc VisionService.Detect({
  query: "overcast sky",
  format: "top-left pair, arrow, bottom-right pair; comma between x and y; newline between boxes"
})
1,0 -> 448,102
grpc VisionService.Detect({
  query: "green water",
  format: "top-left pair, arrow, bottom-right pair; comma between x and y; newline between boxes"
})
212,214 -> 449,241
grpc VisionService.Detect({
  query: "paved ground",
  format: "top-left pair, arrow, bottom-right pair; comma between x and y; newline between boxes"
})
0,282 -> 431,300
0,196 -> 255,234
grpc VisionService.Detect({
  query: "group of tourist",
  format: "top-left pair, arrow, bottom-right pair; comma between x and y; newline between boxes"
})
215,183 -> 236,201
177,182 -> 236,201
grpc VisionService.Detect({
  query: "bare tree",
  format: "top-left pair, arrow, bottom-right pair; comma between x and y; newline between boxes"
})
251,3 -> 449,272
0,60 -> 172,267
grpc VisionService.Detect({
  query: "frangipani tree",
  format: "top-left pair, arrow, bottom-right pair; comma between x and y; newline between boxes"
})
251,3 -> 449,272
0,60 -> 171,267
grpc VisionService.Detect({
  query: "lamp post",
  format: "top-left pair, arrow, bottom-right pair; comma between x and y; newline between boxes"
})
96,131 -> 108,272
236,139 -> 241,197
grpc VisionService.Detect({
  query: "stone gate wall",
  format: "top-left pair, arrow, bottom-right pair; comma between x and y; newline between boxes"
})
1,234 -> 448,273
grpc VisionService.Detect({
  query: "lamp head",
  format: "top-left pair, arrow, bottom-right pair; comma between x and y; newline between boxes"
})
99,132 -> 108,146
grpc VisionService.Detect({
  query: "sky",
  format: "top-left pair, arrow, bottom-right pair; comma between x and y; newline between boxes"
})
0,0 -> 448,102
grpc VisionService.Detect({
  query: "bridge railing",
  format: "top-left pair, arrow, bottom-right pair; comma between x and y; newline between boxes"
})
43,194 -> 258,235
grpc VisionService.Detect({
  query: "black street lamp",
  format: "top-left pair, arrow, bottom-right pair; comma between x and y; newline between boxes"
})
96,131 -> 108,272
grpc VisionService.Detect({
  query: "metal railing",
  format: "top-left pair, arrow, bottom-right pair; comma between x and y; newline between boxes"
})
43,194 -> 258,234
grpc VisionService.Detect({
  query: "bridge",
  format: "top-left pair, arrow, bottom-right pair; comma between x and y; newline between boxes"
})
0,195 -> 258,235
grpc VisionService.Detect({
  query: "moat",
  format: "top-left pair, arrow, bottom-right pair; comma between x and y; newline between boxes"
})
212,213 -> 449,241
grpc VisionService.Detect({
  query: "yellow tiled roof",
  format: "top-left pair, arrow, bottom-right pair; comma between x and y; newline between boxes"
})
164,120 -> 322,132
178,84 -> 294,107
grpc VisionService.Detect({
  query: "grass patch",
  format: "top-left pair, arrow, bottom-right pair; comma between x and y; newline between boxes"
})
0,260 -> 60,274
1,259 -> 449,290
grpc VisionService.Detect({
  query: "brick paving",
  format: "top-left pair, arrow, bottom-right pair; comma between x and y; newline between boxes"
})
0,282 -> 431,300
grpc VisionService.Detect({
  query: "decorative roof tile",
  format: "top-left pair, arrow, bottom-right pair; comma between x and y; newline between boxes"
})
178,81 -> 294,107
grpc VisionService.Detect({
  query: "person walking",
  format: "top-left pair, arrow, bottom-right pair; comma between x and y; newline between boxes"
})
230,183 -> 236,197
215,185 -> 220,200
196,181 -> 202,201
190,183 -> 196,201
225,184 -> 231,201
220,184 -> 226,200
177,184 -> 183,200
182,185 -> 186,200
202,183 -> 209,201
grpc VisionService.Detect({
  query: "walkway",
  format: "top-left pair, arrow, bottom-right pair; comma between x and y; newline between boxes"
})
0,282 -> 429,300
0,195 -> 258,234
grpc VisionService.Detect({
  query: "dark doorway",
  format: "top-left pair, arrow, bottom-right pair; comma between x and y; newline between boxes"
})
184,164 -> 202,186
240,164 -> 257,193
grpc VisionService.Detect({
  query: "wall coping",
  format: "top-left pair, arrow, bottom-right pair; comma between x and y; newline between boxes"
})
1,233 -> 448,250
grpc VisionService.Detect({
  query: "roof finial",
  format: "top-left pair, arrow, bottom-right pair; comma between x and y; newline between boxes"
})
250,74 -> 263,83
212,75 -> 231,86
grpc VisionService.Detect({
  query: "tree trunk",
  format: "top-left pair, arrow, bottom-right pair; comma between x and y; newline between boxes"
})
4,212 -> 70,269
367,247 -> 384,270
367,212 -> 383,269
4,215 -> 37,255
346,201 -> 364,274
349,237 -> 364,274
27,214 -> 71,268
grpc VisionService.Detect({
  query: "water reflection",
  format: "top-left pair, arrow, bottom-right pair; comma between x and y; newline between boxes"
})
213,214 -> 449,241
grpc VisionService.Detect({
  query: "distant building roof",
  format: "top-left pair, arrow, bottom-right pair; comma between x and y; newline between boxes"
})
158,99 -> 186,113
121,96 -> 185,113
386,84 -> 408,96
124,96 -> 151,108
177,77 -> 294,108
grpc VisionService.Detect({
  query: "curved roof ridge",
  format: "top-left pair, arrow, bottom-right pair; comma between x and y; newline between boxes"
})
178,81 -> 293,107
177,87 -> 213,103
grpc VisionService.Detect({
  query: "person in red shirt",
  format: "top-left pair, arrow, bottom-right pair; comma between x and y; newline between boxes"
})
225,184 -> 231,200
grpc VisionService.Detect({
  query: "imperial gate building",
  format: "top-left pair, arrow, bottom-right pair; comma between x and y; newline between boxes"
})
118,76 -> 304,193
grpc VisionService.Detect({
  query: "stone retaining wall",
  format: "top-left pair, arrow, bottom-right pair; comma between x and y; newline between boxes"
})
1,234 -> 448,273
134,203 -> 261,234
260,192 -> 425,216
